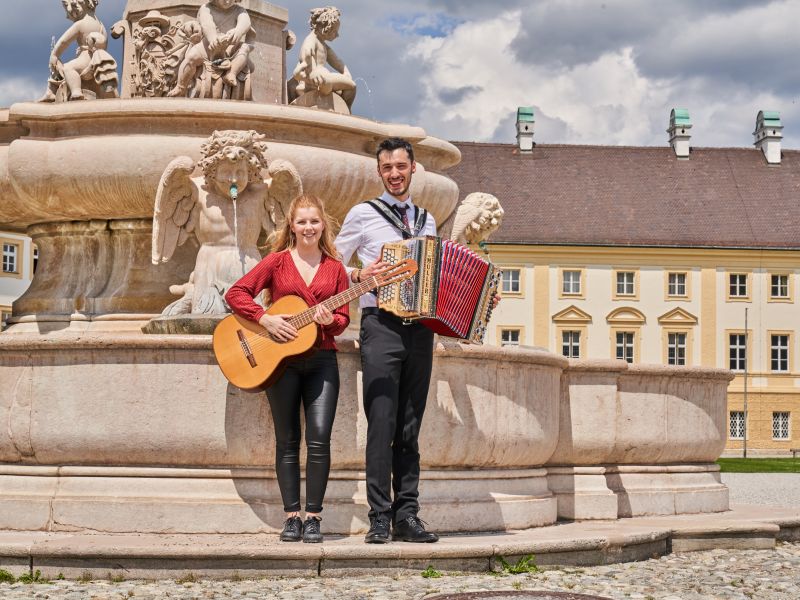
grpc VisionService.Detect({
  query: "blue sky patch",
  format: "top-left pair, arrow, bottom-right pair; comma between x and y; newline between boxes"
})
385,13 -> 465,38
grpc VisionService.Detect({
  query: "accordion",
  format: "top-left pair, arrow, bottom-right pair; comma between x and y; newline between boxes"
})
378,236 -> 501,344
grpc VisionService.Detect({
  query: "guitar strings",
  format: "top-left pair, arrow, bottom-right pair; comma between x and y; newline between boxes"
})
239,261 -> 414,351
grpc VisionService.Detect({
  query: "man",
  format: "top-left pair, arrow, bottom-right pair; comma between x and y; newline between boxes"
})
334,137 -> 439,543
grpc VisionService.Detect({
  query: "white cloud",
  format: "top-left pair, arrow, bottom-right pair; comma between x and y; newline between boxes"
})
0,77 -> 41,107
403,5 -> 800,148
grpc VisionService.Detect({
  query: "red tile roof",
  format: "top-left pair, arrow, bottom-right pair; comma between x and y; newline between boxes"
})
448,142 -> 800,249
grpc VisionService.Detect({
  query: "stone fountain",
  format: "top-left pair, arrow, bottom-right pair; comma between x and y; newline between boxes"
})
0,0 -> 732,539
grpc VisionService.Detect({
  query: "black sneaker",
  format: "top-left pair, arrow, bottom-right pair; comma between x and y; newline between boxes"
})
303,516 -> 323,543
393,515 -> 439,543
279,516 -> 303,542
364,516 -> 392,544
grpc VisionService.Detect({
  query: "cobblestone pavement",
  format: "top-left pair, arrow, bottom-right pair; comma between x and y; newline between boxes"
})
2,542 -> 799,599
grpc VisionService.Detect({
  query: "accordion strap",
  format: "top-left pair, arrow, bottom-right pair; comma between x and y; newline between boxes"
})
367,199 -> 427,239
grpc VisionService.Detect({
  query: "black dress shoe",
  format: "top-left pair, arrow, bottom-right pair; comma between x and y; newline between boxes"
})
364,516 -> 392,544
393,515 -> 439,543
280,516 -> 303,542
303,516 -> 323,543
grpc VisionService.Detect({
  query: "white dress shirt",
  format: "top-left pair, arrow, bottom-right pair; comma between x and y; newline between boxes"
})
335,192 -> 438,308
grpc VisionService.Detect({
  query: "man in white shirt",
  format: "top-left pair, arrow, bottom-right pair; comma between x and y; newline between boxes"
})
335,138 -> 439,544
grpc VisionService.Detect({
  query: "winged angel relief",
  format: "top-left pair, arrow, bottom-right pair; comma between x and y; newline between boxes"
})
152,130 -> 302,315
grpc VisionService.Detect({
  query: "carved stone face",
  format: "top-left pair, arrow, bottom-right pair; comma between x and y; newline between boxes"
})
318,19 -> 340,41
62,0 -> 88,21
211,0 -> 238,10
213,155 -> 250,199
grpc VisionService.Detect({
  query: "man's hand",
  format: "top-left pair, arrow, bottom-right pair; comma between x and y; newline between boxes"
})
491,293 -> 501,309
359,259 -> 390,283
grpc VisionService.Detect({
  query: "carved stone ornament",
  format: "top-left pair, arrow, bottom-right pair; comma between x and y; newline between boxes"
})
151,130 -> 303,315
450,192 -> 505,246
39,0 -> 120,102
113,1 -> 257,100
287,6 -> 356,114
111,10 -> 187,98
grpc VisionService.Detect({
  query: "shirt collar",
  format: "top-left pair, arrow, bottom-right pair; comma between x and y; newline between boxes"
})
379,191 -> 413,210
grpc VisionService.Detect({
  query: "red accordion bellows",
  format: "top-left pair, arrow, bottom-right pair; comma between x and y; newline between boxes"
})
378,237 -> 500,344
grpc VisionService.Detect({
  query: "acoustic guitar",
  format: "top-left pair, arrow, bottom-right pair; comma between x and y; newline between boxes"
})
213,259 -> 417,390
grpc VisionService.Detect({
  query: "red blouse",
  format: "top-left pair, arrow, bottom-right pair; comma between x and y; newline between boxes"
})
225,250 -> 350,350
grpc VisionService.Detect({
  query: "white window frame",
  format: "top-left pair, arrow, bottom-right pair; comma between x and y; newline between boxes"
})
615,331 -> 635,363
501,269 -> 521,295
562,270 -> 582,295
771,334 -> 789,372
668,272 -> 687,297
729,411 -> 745,440
729,273 -> 748,299
773,411 -> 790,440
500,328 -> 521,347
667,332 -> 687,366
729,333 -> 747,372
616,271 -> 635,296
2,243 -> 18,274
771,274 -> 789,299
561,330 -> 581,358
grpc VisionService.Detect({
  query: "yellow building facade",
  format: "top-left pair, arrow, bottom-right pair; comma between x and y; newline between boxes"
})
484,245 -> 800,454
449,111 -> 798,455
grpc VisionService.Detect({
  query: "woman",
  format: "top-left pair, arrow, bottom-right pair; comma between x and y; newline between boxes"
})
225,195 -> 349,543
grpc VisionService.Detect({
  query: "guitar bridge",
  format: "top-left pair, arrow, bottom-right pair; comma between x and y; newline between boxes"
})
236,329 -> 257,368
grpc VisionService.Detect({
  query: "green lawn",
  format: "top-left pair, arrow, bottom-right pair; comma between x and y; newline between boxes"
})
717,457 -> 800,473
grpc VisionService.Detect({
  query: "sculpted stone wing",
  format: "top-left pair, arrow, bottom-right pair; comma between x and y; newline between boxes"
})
151,156 -> 199,264
264,158 -> 303,231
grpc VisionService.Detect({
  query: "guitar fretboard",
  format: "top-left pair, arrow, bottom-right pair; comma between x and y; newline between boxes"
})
288,276 -> 380,329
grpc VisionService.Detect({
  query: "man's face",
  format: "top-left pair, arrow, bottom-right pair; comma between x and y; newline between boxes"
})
377,148 -> 415,200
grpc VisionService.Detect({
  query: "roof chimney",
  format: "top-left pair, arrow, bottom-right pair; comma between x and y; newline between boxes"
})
667,108 -> 692,159
754,110 -> 783,165
516,106 -> 535,153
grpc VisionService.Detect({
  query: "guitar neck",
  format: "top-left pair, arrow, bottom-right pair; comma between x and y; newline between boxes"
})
288,276 -> 379,329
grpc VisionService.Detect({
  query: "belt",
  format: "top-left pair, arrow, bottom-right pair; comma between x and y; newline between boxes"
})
361,307 -> 416,326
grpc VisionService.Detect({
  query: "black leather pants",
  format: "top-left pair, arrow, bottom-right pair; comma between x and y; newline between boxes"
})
266,349 -> 339,514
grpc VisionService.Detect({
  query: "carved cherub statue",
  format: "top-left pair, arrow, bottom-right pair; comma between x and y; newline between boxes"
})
451,193 -> 505,246
152,130 -> 302,315
287,6 -> 356,113
40,0 -> 119,102
167,0 -> 255,99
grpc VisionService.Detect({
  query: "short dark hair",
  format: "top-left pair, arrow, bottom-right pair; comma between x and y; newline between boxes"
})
376,137 -> 414,163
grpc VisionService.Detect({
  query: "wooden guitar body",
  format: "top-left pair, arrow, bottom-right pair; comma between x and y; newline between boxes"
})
213,258 -> 417,391
212,295 -> 319,391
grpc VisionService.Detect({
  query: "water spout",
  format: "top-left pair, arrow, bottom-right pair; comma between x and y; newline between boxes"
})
230,184 -> 243,274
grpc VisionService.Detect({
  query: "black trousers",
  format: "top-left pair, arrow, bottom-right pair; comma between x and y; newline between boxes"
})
266,349 -> 339,514
360,310 -> 434,522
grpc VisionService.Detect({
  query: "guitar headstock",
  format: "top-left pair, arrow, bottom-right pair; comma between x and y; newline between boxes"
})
375,258 -> 418,286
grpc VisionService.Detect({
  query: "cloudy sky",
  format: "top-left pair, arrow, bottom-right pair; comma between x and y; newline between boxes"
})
2,0 -> 799,148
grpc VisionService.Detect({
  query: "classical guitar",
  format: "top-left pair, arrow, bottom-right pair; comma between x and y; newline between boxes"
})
213,259 -> 418,390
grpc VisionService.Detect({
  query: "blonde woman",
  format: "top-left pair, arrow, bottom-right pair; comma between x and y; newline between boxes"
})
226,195 -> 349,543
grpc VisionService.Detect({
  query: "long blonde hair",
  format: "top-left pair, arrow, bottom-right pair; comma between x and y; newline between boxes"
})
271,194 -> 340,259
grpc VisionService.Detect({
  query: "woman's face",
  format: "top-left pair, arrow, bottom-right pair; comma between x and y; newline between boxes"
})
291,206 -> 325,249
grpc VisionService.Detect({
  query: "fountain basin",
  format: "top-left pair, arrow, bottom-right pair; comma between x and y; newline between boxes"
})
547,360 -> 733,520
0,100 -> 460,325
0,336 -> 562,534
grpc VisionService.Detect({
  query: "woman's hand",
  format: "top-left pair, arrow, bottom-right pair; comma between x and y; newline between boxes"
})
313,304 -> 334,327
259,313 -> 298,342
